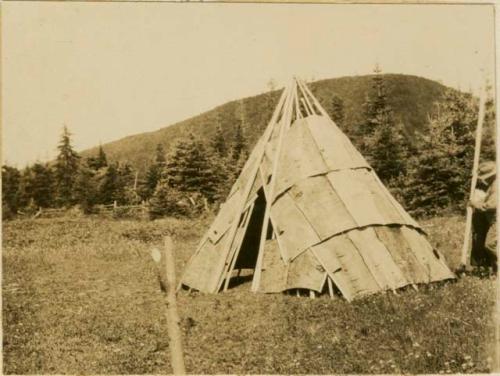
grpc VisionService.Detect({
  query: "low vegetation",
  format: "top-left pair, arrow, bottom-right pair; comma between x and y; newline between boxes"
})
3,214 -> 496,374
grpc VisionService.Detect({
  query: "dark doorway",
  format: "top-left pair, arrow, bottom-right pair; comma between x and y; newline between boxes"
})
234,188 -> 271,272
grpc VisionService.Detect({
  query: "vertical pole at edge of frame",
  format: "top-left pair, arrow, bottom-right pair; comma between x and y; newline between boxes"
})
460,84 -> 487,268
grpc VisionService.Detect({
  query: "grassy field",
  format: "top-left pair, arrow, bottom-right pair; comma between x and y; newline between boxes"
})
2,213 -> 497,374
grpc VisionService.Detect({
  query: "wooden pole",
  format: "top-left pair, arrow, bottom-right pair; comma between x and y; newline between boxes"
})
252,80 -> 296,292
460,86 -> 487,268
151,237 -> 186,375
222,203 -> 254,291
212,83 -> 291,293
296,78 -> 319,116
327,277 -> 334,298
294,82 -> 302,120
300,98 -> 312,116
297,78 -> 325,117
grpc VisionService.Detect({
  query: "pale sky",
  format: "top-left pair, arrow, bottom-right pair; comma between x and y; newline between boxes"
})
2,3 -> 495,167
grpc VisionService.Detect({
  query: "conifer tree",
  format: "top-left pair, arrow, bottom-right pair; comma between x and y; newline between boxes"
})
166,134 -> 220,203
359,65 -> 390,140
29,163 -> 55,208
144,143 -> 166,199
231,123 -> 247,162
54,126 -> 80,206
480,94 -> 496,163
402,89 -> 477,216
358,66 -> 408,183
154,143 -> 166,165
98,163 -> 124,205
118,163 -> 139,204
74,165 -> 98,213
87,145 -> 108,170
2,165 -> 22,217
330,94 -> 345,128
368,121 -> 409,182
148,179 -> 190,219
211,125 -> 227,157
18,166 -> 34,209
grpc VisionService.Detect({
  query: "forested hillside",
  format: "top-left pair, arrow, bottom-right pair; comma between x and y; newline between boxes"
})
3,72 -> 495,219
81,74 -> 448,172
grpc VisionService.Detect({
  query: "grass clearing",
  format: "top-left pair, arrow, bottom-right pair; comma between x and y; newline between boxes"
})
2,214 -> 496,374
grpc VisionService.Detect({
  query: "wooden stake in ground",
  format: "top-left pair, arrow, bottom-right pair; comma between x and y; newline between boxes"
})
459,86 -> 487,269
151,237 -> 186,375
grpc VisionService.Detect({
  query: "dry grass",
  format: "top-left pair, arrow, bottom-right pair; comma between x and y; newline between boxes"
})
2,214 -> 496,374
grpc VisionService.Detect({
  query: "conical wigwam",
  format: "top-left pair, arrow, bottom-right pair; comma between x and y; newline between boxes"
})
179,77 -> 455,300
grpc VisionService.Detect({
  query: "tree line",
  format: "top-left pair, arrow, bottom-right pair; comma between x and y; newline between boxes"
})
2,69 -> 495,220
2,122 -> 248,219
339,67 -> 496,217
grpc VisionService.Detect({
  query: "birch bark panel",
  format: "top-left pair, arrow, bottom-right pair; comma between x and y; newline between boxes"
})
306,115 -> 369,170
364,172 -> 407,224
347,227 -> 408,290
314,234 -> 380,297
311,243 -> 355,301
374,226 -> 431,284
274,118 -> 327,197
327,170 -> 384,227
289,175 -> 357,239
207,189 -> 244,244
400,227 -> 455,281
372,174 -> 420,229
270,192 -> 321,261
180,238 -> 226,293
286,249 -> 326,292
230,141 -> 262,195
259,239 -> 288,293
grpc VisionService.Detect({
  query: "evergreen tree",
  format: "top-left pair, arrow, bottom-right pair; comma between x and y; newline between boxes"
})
18,166 -> 34,209
54,126 -> 80,206
358,66 -> 408,182
98,163 -> 123,204
368,121 -> 409,182
231,123 -> 247,162
74,165 -> 98,213
330,94 -> 345,127
402,89 -> 478,216
212,153 -> 234,203
148,179 -> 191,219
87,144 -> 108,170
145,166 -> 161,200
144,143 -> 166,199
211,125 -> 227,157
480,95 -> 496,162
2,165 -> 22,217
166,134 -> 220,203
154,143 -> 166,165
135,174 -> 149,202
29,163 -> 55,208
359,65 -> 390,140
118,163 -> 138,204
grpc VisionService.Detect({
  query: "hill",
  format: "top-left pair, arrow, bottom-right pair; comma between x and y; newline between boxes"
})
81,74 -> 449,172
